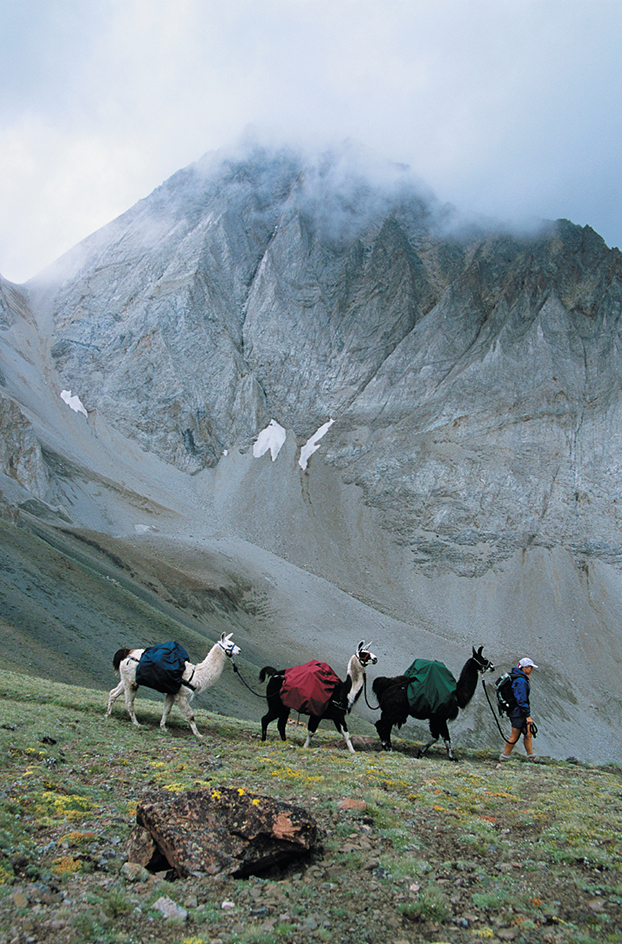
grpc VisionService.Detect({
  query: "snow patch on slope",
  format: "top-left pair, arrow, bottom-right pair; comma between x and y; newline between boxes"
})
253,420 -> 286,461
60,389 -> 87,417
299,419 -> 334,470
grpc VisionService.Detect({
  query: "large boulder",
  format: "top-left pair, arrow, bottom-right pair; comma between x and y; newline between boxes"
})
127,787 -> 318,878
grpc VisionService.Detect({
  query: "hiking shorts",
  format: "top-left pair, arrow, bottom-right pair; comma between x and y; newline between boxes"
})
509,712 -> 529,732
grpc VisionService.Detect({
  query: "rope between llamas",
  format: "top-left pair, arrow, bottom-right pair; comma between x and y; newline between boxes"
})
230,658 -> 266,698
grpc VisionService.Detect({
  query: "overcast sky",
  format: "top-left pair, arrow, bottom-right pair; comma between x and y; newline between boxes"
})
1,0 -> 621,283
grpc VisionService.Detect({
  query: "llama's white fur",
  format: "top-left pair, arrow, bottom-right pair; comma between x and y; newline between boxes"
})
105,632 -> 241,738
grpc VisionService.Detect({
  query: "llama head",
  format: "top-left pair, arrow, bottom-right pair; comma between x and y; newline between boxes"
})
356,640 -> 378,666
219,632 -> 241,657
472,645 -> 494,673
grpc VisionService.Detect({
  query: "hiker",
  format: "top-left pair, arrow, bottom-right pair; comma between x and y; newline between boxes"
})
499,657 -> 538,762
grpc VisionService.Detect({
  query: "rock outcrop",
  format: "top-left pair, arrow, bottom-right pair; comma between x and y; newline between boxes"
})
0,397 -> 48,499
128,787 -> 318,877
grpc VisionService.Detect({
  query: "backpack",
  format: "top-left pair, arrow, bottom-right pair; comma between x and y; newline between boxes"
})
135,641 -> 191,695
494,671 -> 520,716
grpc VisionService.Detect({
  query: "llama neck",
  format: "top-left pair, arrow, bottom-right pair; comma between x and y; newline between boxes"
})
192,642 -> 227,686
346,655 -> 365,708
456,658 -> 479,709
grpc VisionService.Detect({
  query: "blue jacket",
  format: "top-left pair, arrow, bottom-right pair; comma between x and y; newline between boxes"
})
510,667 -> 531,717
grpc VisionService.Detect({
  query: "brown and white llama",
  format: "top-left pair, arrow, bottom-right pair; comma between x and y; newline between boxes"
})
105,632 -> 241,738
259,641 -> 378,754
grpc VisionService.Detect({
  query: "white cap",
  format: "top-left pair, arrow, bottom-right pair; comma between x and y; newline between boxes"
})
518,657 -> 538,669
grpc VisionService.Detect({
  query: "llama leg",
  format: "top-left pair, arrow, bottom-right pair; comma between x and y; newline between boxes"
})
173,693 -> 202,738
336,717 -> 355,754
418,737 -> 438,757
261,702 -> 287,741
260,710 -> 273,741
303,715 -> 320,749
444,739 -> 456,761
375,717 -> 393,750
438,720 -> 456,760
123,685 -> 140,727
106,681 -> 124,717
277,708 -> 290,742
160,693 -> 174,732
419,718 -> 451,758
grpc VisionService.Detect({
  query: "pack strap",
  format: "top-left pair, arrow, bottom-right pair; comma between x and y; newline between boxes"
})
180,667 -> 197,691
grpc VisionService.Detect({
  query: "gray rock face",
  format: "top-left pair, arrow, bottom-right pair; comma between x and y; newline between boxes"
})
28,148 -> 622,578
0,397 -> 48,499
328,225 -> 622,575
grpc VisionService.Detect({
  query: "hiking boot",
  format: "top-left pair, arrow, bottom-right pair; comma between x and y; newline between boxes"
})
526,753 -> 538,762
498,752 -> 512,762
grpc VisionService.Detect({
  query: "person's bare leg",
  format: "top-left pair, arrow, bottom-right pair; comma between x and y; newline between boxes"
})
500,728 -> 522,759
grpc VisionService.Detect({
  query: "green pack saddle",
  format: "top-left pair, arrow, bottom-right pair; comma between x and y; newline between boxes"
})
404,659 -> 457,718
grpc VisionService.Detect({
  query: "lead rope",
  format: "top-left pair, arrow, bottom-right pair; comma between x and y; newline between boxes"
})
481,679 -> 537,744
363,674 -> 381,710
230,656 -> 266,699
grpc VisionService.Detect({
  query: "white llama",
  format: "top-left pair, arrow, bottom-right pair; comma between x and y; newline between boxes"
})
105,632 -> 241,738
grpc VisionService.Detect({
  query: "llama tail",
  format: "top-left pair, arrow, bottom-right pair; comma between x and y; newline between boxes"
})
112,648 -> 132,674
258,666 -> 283,683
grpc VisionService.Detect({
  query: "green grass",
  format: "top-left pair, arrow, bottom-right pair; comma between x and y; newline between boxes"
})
1,668 -> 622,944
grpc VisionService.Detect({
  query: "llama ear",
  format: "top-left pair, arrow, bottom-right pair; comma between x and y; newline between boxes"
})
357,640 -> 365,652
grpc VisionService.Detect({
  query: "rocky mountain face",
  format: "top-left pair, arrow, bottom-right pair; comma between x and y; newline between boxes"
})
1,145 -> 621,763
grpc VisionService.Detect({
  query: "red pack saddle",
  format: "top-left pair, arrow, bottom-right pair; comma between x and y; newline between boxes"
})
280,660 -> 341,716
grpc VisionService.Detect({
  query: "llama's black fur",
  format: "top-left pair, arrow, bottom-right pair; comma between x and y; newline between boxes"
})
372,646 -> 494,760
258,642 -> 377,754
112,648 -> 132,673
259,666 -> 355,742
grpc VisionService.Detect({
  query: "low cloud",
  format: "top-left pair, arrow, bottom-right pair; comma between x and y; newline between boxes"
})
1,1 -> 621,281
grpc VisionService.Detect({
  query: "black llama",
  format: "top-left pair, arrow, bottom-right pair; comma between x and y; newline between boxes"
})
373,646 -> 494,760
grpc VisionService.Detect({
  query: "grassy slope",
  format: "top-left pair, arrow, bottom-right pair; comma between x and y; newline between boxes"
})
0,514 -> 273,722
1,670 -> 621,944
